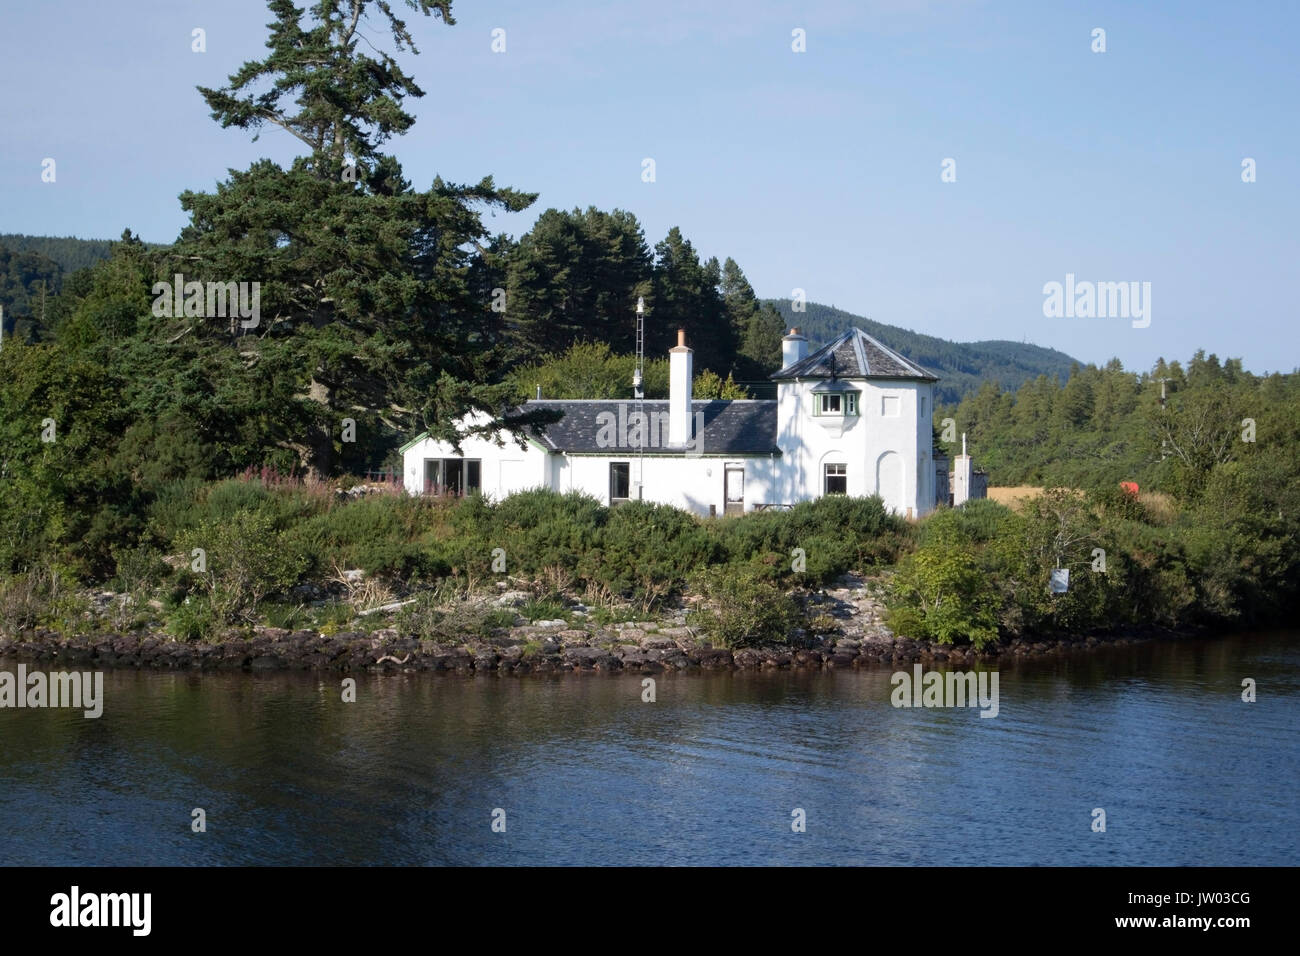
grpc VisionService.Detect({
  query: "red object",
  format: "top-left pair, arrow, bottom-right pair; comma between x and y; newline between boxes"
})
1120,481 -> 1139,498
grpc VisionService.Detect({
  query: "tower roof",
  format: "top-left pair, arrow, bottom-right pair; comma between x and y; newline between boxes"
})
770,327 -> 939,382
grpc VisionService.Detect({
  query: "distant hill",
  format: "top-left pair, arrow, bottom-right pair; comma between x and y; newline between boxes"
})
0,234 -> 119,274
764,300 -> 1080,403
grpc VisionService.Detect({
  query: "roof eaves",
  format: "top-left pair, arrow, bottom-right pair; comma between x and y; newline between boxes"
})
398,431 -> 430,454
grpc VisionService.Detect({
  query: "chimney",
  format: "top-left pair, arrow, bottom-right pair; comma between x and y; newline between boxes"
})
669,327 -> 693,447
782,327 -> 808,369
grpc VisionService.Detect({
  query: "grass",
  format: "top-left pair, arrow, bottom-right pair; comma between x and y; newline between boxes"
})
985,486 -> 1044,509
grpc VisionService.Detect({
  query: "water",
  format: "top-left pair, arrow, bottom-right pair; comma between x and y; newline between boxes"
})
1,632 -> 1296,865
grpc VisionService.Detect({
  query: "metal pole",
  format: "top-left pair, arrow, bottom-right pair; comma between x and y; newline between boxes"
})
635,297 -> 645,496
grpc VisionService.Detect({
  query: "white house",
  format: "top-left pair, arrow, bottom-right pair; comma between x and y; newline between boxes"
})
400,326 -> 941,518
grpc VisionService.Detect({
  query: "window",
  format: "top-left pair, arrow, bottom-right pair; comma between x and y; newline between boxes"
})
424,458 -> 481,496
609,462 -> 631,503
882,395 -> 900,417
824,463 -> 847,495
814,390 -> 859,416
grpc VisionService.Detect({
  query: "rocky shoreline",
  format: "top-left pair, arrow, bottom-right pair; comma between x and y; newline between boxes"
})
0,574 -> 1200,674
0,623 -> 1182,674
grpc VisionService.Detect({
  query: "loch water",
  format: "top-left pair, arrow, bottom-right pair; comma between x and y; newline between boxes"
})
1,631 -> 1296,866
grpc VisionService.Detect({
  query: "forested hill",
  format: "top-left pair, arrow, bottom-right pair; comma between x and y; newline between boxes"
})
765,300 -> 1080,403
1,233 -> 167,342
0,234 -> 121,273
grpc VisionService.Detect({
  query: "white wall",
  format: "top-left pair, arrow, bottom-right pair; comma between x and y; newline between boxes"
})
774,378 -> 933,516
557,453 -> 780,516
402,412 -> 551,499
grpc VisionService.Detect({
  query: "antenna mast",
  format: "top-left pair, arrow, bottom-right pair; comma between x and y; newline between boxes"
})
634,297 -> 645,497
633,297 -> 645,399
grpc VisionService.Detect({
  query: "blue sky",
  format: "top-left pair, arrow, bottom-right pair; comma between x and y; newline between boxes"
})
1,0 -> 1295,373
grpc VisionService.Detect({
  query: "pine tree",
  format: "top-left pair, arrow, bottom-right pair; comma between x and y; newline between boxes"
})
650,228 -> 732,373
176,0 -> 540,475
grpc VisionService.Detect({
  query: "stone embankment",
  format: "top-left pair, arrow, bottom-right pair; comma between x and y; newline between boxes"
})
0,574 -> 1168,674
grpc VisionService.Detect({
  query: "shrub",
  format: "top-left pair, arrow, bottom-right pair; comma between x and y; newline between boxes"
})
286,494 -> 441,581
203,478 -> 272,520
394,592 -> 516,642
165,594 -> 219,642
144,476 -> 209,545
110,546 -> 167,595
260,601 -> 312,630
713,494 -> 905,584
581,499 -> 714,600
691,563 -> 800,648
0,565 -> 62,635
489,489 -> 606,577
178,509 -> 307,624
917,498 -> 1017,548
886,546 -> 1001,647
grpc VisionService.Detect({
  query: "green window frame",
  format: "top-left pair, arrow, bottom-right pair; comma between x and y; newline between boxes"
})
813,390 -> 860,416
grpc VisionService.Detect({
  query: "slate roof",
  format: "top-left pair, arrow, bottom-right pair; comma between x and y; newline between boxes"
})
522,400 -> 779,455
771,328 -> 939,382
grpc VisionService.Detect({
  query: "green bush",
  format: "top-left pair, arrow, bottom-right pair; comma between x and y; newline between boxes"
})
166,594 -> 219,642
581,499 -> 715,601
178,509 -> 307,624
917,498 -> 1018,548
691,563 -> 800,648
713,494 -> 905,584
285,493 -> 441,581
0,565 -> 62,634
144,476 -> 209,545
488,489 -> 606,576
260,601 -> 312,630
886,546 -> 1001,647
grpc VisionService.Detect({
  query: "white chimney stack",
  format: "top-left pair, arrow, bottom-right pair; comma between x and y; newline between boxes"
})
782,327 -> 808,369
669,327 -> 693,447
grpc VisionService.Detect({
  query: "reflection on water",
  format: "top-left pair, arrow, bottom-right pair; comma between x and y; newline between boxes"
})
1,632 -> 1297,865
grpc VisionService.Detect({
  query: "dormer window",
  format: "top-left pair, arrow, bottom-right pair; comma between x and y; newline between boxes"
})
811,383 -> 859,416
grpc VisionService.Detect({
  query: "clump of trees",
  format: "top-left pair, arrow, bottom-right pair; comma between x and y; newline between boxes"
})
909,347 -> 1300,644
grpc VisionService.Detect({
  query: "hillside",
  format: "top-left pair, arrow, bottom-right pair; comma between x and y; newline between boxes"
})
765,300 -> 1080,403
0,233 -> 122,273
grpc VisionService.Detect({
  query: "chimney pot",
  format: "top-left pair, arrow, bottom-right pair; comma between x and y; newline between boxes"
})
676,328 -> 686,348
781,326 -> 809,369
